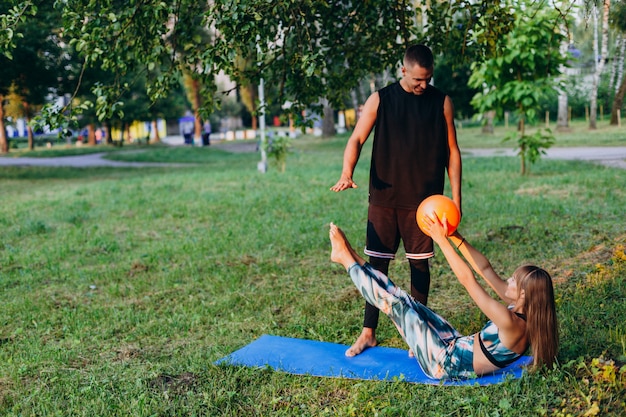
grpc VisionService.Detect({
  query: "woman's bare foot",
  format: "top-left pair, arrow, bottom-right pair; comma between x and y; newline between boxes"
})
329,223 -> 365,269
329,223 -> 361,268
345,328 -> 377,357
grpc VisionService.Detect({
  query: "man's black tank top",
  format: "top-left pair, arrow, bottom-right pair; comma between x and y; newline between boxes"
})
369,82 -> 449,209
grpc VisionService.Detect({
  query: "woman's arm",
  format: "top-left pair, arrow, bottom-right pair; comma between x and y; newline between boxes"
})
446,233 -> 513,304
423,215 -> 516,327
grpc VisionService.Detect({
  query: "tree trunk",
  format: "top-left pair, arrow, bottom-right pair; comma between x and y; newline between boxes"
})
610,74 -> 626,125
350,89 -> 359,124
87,123 -> 96,146
190,78 -> 202,145
556,91 -> 569,131
104,121 -> 112,145
322,101 -> 335,137
589,0 -> 611,130
609,35 -> 620,92
557,13 -> 569,131
24,103 -> 34,151
238,82 -> 258,131
151,120 -> 161,143
519,117 -> 527,175
26,119 -> 34,150
481,111 -> 494,133
617,34 -> 626,94
0,94 -> 8,153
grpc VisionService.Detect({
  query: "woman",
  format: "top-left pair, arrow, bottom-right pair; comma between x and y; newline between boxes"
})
329,219 -> 558,380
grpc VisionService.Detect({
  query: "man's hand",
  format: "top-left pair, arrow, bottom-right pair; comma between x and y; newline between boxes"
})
330,176 -> 358,192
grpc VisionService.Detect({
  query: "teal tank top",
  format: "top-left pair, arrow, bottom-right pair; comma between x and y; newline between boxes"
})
478,310 -> 528,368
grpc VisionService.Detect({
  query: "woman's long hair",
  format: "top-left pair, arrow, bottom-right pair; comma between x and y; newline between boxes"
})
514,265 -> 558,370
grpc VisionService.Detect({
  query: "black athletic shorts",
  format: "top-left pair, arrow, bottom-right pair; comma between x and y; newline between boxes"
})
365,204 -> 434,260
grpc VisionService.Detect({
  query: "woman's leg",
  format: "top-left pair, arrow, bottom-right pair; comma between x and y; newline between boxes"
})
330,223 -> 459,378
331,223 -> 379,357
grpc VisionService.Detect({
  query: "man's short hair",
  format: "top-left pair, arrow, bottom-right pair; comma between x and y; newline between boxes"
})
404,45 -> 434,69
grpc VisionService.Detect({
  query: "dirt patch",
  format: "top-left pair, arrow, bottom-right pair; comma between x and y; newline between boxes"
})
550,234 -> 626,283
148,372 -> 200,395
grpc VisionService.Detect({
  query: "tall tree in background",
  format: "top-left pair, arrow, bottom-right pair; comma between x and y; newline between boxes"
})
236,53 -> 259,131
0,0 -> 38,153
589,0 -> 611,129
166,1 -> 213,143
469,1 -> 566,174
556,1 -> 578,131
8,1 -> 62,150
610,0 -> 626,124
0,44 -> 14,153
20,0 -> 419,130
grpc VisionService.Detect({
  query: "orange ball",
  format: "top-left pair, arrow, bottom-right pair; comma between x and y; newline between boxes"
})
416,195 -> 460,236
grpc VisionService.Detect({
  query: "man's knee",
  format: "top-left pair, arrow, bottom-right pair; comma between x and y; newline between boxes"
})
409,258 -> 429,274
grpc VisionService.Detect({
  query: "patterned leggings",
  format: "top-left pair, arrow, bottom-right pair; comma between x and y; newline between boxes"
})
347,262 -> 475,379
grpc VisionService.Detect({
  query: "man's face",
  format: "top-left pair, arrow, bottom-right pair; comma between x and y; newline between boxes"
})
401,63 -> 433,95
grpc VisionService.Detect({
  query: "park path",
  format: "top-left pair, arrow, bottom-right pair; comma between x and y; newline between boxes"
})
0,138 -> 625,169
0,151 -> 182,168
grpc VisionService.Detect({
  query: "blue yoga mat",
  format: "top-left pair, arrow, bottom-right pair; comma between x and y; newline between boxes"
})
215,334 -> 532,386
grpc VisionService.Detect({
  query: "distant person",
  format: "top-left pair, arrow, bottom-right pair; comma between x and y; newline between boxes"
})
181,119 -> 194,145
330,44 -> 462,357
328,221 -> 558,379
202,120 -> 211,146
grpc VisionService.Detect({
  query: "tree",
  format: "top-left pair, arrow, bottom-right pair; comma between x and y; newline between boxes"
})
588,0 -> 611,129
207,1 -> 419,122
233,49 -> 264,132
0,50 -> 14,153
556,2 -> 579,131
469,1 -> 566,175
146,80 -> 188,143
0,0 -> 37,152
610,0 -> 626,125
0,1 -> 63,153
10,1 -> 62,150
432,54 -> 479,120
9,0 -> 420,132
164,1 -> 213,143
3,0 -> 589,141
0,0 -> 36,58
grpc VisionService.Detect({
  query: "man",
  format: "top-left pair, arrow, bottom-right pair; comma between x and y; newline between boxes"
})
330,44 -> 462,357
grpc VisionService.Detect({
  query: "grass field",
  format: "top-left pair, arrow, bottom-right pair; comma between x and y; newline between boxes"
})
0,124 -> 625,416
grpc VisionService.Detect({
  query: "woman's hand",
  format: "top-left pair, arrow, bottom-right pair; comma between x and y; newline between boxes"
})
421,212 -> 450,245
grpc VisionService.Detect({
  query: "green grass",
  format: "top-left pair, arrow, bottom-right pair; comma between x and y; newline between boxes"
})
456,118 -> 626,148
0,130 -> 625,416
